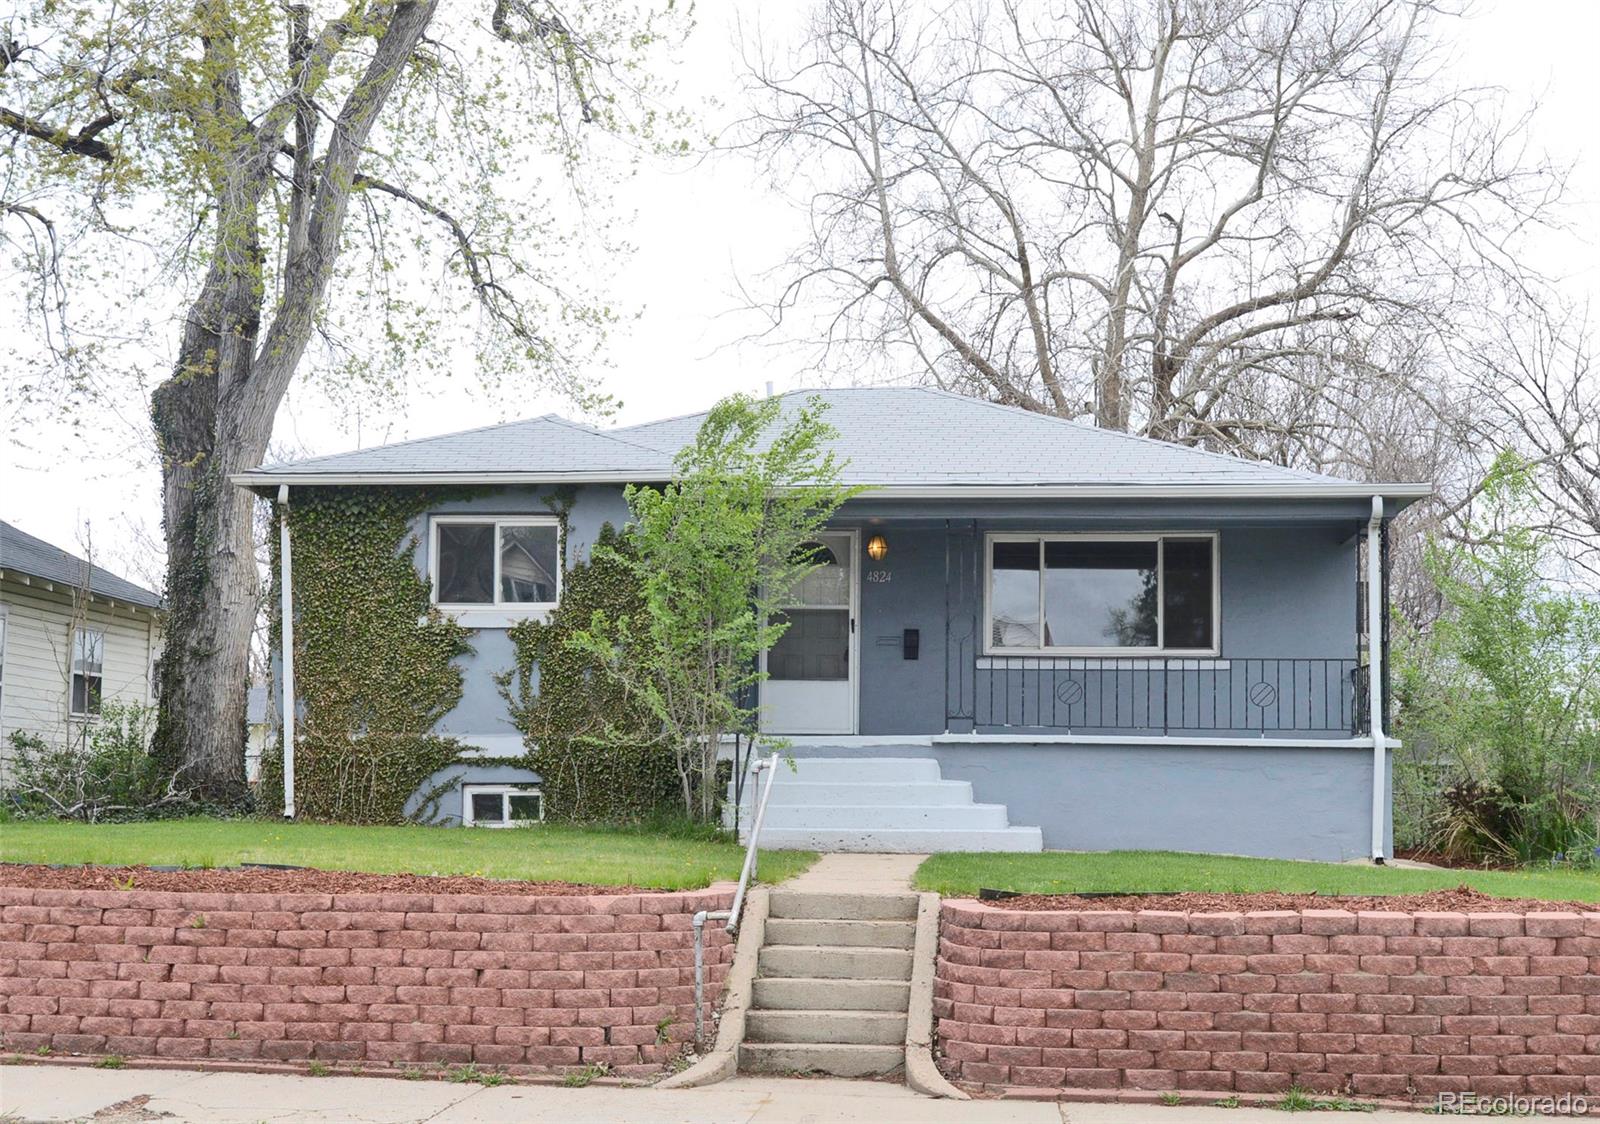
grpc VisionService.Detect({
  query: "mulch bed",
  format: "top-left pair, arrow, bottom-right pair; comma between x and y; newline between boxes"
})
0,863 -> 649,896
976,887 -> 1599,913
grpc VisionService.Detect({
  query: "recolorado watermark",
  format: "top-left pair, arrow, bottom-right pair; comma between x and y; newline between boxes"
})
1435,1091 -> 1590,1116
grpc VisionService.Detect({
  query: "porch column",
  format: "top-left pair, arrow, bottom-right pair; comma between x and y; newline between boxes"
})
278,485 -> 297,820
1366,495 -> 1387,861
943,519 -> 978,734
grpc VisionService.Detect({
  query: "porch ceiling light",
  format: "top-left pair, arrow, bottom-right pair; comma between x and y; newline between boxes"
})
867,533 -> 889,561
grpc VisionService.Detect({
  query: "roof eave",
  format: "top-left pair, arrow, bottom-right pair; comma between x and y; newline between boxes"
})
0,568 -> 164,611
233,471 -> 1432,502
232,470 -> 670,489
854,482 -> 1433,501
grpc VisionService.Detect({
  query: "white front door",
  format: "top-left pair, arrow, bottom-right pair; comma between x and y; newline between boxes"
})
761,531 -> 857,735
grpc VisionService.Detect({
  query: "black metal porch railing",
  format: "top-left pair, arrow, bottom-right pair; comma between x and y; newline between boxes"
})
958,657 -> 1370,736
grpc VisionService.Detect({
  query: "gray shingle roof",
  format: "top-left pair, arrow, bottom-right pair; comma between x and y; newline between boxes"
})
615,387 -> 1345,488
236,387 -> 1428,497
250,414 -> 670,479
0,520 -> 163,609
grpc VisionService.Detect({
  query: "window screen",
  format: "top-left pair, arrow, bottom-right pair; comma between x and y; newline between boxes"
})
1162,538 -> 1215,650
437,523 -> 495,604
470,791 -> 505,824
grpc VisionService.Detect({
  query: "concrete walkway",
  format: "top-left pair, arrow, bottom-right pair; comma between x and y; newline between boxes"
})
0,1065 -> 1452,1123
781,852 -> 925,894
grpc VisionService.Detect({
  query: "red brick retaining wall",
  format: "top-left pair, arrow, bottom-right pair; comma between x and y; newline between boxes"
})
935,901 -> 1600,1100
0,884 -> 733,1076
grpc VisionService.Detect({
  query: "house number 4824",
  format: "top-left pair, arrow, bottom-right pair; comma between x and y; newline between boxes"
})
867,570 -> 892,583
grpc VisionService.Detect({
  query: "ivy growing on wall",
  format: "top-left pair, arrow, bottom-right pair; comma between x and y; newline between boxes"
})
501,524 -> 680,821
260,487 -> 475,823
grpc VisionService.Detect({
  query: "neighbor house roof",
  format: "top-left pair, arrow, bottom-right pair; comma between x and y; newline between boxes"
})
0,520 -> 163,610
233,386 -> 1431,501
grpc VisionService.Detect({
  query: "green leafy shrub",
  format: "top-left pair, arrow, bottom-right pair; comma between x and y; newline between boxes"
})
1393,458 -> 1599,866
501,524 -> 681,822
258,733 -> 466,825
3,703 -> 193,822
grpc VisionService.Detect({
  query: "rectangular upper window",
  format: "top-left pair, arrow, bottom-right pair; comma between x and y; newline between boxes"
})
986,534 -> 1218,655
431,516 -> 561,609
71,626 -> 105,716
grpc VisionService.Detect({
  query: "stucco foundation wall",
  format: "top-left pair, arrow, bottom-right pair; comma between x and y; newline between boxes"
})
780,741 -> 1389,861
0,884 -> 732,1076
935,901 -> 1600,1099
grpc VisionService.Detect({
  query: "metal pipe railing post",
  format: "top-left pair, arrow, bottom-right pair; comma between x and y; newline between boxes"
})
691,751 -> 780,1049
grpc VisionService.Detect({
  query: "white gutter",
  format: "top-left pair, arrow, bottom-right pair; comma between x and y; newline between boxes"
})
1367,495 -> 1387,862
230,472 -> 1432,502
934,733 -> 1389,749
278,485 -> 297,821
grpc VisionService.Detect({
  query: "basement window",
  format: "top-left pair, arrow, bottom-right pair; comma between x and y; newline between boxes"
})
462,784 -> 544,827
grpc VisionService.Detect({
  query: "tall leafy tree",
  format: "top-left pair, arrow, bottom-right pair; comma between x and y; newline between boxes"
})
1,1 -> 688,798
570,394 -> 859,821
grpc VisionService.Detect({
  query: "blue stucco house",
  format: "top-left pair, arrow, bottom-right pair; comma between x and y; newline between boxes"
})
236,388 -> 1429,860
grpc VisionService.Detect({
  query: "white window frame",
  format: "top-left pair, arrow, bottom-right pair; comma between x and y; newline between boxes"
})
429,515 -> 563,618
70,625 -> 106,718
983,532 -> 1221,657
0,607 -> 8,715
461,783 -> 544,827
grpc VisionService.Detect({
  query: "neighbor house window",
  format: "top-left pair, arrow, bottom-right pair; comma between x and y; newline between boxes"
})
986,534 -> 1217,654
462,784 -> 543,827
431,517 -> 561,608
71,627 -> 105,716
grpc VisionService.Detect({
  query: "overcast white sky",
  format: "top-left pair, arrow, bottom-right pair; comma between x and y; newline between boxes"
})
3,0 -> 1597,589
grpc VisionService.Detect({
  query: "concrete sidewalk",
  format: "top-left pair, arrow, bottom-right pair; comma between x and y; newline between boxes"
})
780,852 -> 926,894
0,1064 -> 1450,1122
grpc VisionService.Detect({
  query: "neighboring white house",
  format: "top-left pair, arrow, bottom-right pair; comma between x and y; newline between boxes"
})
0,520 -> 163,765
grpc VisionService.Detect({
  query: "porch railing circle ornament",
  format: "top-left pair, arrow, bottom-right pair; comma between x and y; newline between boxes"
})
1055,679 -> 1086,706
1247,681 -> 1279,708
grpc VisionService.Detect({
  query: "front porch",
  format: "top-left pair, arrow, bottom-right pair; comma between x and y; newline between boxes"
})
760,505 -> 1387,740
749,501 -> 1393,861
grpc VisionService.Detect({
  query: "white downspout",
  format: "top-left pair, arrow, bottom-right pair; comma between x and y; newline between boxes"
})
1367,495 -> 1386,863
278,485 -> 297,820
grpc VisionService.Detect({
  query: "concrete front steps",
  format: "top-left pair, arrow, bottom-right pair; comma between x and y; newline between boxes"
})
740,890 -> 917,1077
736,756 -> 1042,852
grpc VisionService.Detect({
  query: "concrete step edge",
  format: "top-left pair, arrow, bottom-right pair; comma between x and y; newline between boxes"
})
751,977 -> 910,1012
738,1041 -> 905,1077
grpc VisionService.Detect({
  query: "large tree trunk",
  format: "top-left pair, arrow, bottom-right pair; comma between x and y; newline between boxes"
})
147,0 -> 438,804
148,406 -> 262,803
149,251 -> 268,802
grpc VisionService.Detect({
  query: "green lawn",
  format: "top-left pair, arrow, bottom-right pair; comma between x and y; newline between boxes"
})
0,819 -> 816,891
915,850 -> 1600,903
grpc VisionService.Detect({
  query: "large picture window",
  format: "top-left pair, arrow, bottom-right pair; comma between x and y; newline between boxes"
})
431,517 -> 561,609
986,534 -> 1217,654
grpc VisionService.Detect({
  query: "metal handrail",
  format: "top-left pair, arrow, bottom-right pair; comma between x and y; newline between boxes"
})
691,751 -> 779,1046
